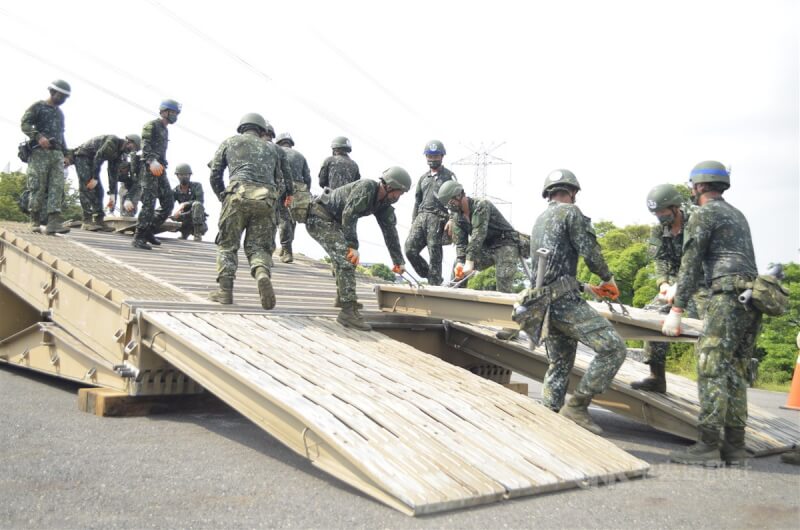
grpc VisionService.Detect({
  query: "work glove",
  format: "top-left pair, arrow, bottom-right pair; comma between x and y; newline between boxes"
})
661,307 -> 683,337
123,199 -> 134,212
86,178 -> 97,191
149,160 -> 164,176
582,283 -> 601,301
657,282 -> 677,304
392,264 -> 405,275
284,195 -> 293,208
585,277 -> 620,300
454,261 -> 465,280
346,247 -> 360,265
463,260 -> 475,276
664,284 -> 677,304
106,196 -> 115,210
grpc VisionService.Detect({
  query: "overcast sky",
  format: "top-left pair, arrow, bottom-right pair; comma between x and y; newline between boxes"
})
1,0 -> 797,274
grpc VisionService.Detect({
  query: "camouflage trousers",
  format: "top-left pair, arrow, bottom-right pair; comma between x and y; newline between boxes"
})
542,292 -> 628,411
178,201 -> 208,238
135,168 -> 173,236
27,148 -> 66,222
696,291 -> 761,430
215,189 -> 277,281
404,212 -> 447,286
472,242 -> 520,293
74,155 -> 104,219
643,288 -> 710,365
276,200 -> 295,250
306,211 -> 357,304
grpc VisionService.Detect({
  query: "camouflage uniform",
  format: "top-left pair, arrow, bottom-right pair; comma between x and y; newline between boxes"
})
172,181 -> 207,239
451,197 -> 520,292
404,166 -> 455,285
530,201 -> 628,411
73,135 -> 128,222
318,153 -> 360,190
130,119 -> 173,238
209,132 -> 288,281
118,153 -> 141,216
674,197 -> 761,431
276,146 -> 311,252
20,100 -> 69,224
643,207 -> 709,365
306,180 -> 404,304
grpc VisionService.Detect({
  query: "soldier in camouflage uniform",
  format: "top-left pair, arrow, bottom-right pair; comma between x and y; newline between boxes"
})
437,181 -> 522,292
318,136 -> 360,189
404,140 -> 455,286
72,133 -> 141,231
662,161 -> 761,466
527,169 -> 627,435
118,152 -> 142,217
275,132 -> 311,263
20,80 -> 72,235
170,163 -> 207,241
208,113 -> 292,310
125,99 -> 180,250
306,168 -> 410,331
632,184 -> 709,393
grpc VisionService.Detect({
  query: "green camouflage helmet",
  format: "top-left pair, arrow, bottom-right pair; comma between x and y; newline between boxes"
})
381,167 -> 412,192
542,169 -> 581,198
276,132 -> 294,146
125,133 -> 141,151
646,183 -> 683,212
424,139 -> 446,156
437,180 -> 464,203
331,136 -> 352,152
690,160 -> 730,189
237,112 -> 268,133
175,163 -> 192,175
48,79 -> 71,96
264,121 -> 275,138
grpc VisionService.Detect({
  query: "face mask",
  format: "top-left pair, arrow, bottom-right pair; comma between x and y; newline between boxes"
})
167,113 -> 178,124
428,159 -> 442,170
178,177 -> 190,185
656,212 -> 675,227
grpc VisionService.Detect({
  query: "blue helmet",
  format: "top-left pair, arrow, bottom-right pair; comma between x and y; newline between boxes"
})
423,140 -> 446,156
159,99 -> 182,113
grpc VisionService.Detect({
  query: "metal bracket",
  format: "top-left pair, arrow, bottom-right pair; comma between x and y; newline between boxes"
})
113,329 -> 126,343
48,351 -> 59,365
83,367 -> 97,381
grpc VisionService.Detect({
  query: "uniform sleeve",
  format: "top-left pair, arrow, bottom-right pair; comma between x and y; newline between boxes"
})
412,177 -> 423,221
451,209 -> 468,261
93,137 -> 119,179
193,182 -> 205,204
568,209 -> 612,281
20,103 -> 40,142
341,185 -> 373,250
107,157 -> 122,195
353,161 -> 361,182
674,212 -> 709,309
209,142 -> 228,198
375,205 -> 405,266
649,225 -> 673,286
465,201 -> 490,261
277,148 -> 293,196
302,157 -> 311,188
318,159 -> 329,189
141,121 -> 156,164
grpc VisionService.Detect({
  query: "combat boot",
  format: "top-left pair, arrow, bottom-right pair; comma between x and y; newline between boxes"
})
280,246 -> 293,263
144,230 -> 161,246
337,301 -> 372,331
208,277 -> 234,305
193,234 -> 202,242
334,293 -> 362,309
254,266 -> 276,310
781,448 -> 800,466
669,427 -> 723,466
45,213 -> 70,235
631,361 -> 667,393
81,214 -> 100,231
495,328 -> 519,341
721,426 -> 750,466
131,237 -> 152,250
560,393 -> 603,435
30,214 -> 42,233
93,215 -> 115,232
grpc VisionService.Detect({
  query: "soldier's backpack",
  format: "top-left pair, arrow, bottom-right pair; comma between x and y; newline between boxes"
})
289,182 -> 313,223
750,275 -> 789,316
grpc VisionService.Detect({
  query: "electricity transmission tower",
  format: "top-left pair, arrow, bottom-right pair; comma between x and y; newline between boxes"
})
452,142 -> 512,218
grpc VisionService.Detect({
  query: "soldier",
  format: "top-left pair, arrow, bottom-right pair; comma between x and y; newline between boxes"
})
306,167 -> 410,331
118,151 -> 142,217
208,113 -> 292,310
436,181 -> 523,293
275,132 -> 311,263
125,99 -> 180,250
72,133 -> 141,231
404,140 -> 455,286
318,136 -> 360,189
662,161 -> 761,466
632,184 -> 709,393
170,164 -> 207,241
20,79 -> 72,235
526,169 -> 627,435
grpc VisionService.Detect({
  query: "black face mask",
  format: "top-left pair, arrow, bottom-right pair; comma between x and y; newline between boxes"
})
167,113 -> 178,124
656,212 -> 675,227
428,159 -> 442,170
178,177 -> 190,185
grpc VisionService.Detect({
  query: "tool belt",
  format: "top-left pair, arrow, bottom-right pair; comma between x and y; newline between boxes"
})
511,276 -> 580,347
289,182 -> 312,223
709,275 -> 752,294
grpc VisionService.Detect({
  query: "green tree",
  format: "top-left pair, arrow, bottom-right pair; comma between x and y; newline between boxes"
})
755,263 -> 800,385
0,171 -> 82,222
367,263 -> 396,282
466,265 -> 526,293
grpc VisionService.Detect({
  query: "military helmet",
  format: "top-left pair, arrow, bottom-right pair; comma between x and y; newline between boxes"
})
423,140 -> 446,156
276,132 -> 294,146
124,133 -> 141,151
541,169 -> 581,198
175,163 -> 192,175
237,112 -> 268,133
264,121 -> 276,138
380,167 -> 412,192
689,160 -> 730,189
437,180 -> 464,203
159,99 -> 182,113
48,79 -> 71,96
646,184 -> 683,212
331,136 -> 352,152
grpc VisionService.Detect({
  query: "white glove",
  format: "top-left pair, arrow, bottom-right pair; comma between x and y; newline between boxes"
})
463,260 -> 474,276
124,199 -> 134,212
582,283 -> 600,301
664,284 -> 678,304
661,307 -> 683,337
149,160 -> 164,176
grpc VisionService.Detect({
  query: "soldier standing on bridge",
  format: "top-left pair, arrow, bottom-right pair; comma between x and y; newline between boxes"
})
208,113 -> 292,310
662,161 -> 761,467
20,79 -> 72,235
275,132 -> 311,263
404,140 -> 455,286
318,136 -> 360,190
528,169 -> 628,435
170,164 -> 207,241
306,168 -> 411,331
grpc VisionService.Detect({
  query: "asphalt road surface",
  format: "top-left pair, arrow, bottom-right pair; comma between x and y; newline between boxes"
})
1,365 -> 798,529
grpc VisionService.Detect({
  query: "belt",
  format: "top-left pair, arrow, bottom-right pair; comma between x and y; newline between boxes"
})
710,275 -> 753,294
542,275 -> 581,301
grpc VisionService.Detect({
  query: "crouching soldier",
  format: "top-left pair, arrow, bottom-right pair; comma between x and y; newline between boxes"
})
171,163 -> 208,241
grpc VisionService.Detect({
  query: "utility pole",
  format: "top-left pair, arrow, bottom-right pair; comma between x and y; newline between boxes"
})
452,141 -> 513,219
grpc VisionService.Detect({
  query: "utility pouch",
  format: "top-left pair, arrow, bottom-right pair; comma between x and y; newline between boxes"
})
289,182 -> 312,224
512,288 -> 551,347
17,141 -> 32,163
750,275 -> 789,316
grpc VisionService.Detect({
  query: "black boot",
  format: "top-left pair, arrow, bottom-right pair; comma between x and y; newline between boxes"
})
254,266 -> 276,310
45,213 -> 70,235
721,426 -> 750,466
93,214 -> 114,232
144,229 -> 161,246
337,301 -> 371,331
631,361 -> 667,393
132,237 -> 152,250
670,427 -> 722,466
